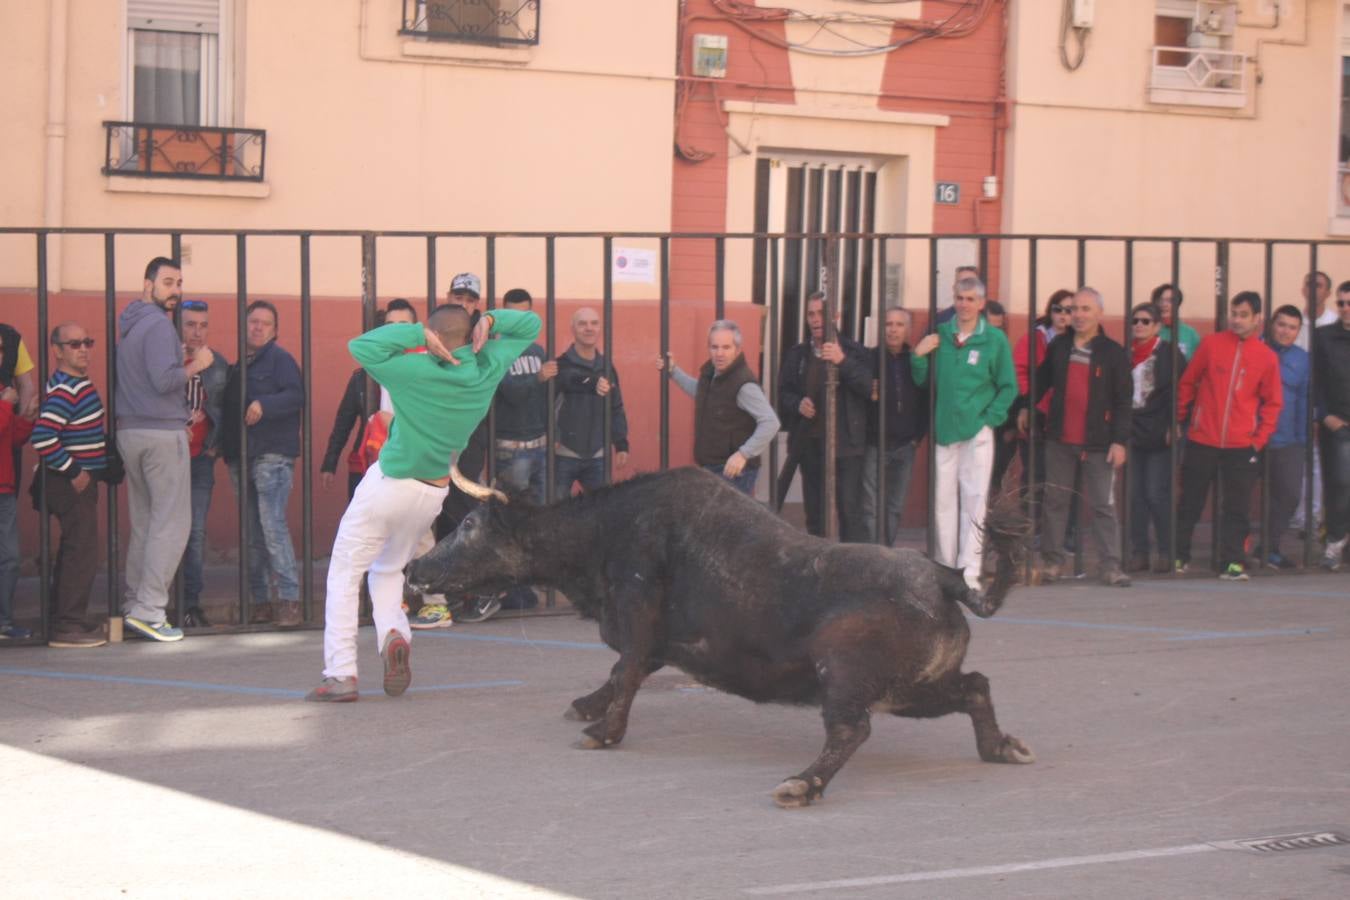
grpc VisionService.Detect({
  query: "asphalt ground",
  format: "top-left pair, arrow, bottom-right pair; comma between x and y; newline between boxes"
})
2,570 -> 1348,898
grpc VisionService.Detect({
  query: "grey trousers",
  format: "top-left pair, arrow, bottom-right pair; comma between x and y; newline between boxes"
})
1041,440 -> 1122,571
119,429 -> 191,623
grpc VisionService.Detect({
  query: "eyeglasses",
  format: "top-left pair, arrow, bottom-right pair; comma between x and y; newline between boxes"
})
180,300 -> 209,311
1050,305 -> 1068,314
56,338 -> 95,349
1131,317 -> 1154,325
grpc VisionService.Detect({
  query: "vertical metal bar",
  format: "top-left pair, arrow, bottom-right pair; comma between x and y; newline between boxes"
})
104,234 -> 120,619
1168,240 -> 1181,573
767,236 -> 780,509
1303,242 -> 1318,568
1072,238 -> 1086,577
544,235 -> 557,608
1210,240 -> 1229,572
485,235 -> 497,484
1260,240 -> 1274,562
36,233 -> 51,641
874,235 -> 888,545
1026,238 -> 1039,584
822,238 -> 839,541
426,234 -> 438,317
235,233 -> 249,625
299,234 -> 313,621
925,237 -> 938,558
602,236 -> 614,484
1120,238 -> 1133,567
714,236 -> 726,321
660,236 -> 671,471
171,231 -> 185,625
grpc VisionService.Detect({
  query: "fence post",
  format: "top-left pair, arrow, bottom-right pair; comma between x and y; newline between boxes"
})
235,233 -> 250,625
103,233 -> 120,620
300,233 -> 313,620
35,233 -> 51,642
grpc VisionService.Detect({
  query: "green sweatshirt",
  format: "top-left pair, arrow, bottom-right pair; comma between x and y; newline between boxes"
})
1160,322 -> 1199,359
348,310 -> 542,479
910,317 -> 1017,446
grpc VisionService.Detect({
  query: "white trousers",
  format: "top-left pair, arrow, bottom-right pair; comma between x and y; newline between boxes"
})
934,425 -> 995,588
322,461 -> 448,679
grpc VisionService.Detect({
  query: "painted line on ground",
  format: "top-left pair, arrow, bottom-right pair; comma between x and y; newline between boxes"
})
971,617 -> 1328,641
742,842 -> 1219,894
1157,581 -> 1350,600
0,667 -> 522,699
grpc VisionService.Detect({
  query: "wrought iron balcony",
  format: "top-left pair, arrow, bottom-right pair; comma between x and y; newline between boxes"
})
1149,46 -> 1246,109
400,0 -> 540,47
102,121 -> 266,182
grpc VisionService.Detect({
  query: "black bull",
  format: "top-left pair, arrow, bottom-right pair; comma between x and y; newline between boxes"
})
406,467 -> 1034,808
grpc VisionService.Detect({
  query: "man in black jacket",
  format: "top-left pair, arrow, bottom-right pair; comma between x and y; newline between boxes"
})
1125,302 -> 1184,573
222,300 -> 304,625
778,291 -> 872,542
1315,284 -> 1350,569
862,307 -> 928,545
555,307 -> 628,499
1025,287 -> 1133,586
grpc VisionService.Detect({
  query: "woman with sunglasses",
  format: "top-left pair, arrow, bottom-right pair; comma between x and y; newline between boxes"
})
1127,302 -> 1185,573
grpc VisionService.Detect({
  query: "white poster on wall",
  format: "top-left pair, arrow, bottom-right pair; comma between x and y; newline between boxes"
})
612,247 -> 657,284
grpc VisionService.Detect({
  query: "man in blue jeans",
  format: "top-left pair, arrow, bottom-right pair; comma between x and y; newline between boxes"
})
177,300 -> 229,626
221,300 -> 304,626
555,307 -> 628,498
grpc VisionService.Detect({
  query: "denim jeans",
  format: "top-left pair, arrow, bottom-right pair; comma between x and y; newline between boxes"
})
0,492 -> 18,627
229,454 -> 300,603
1128,446 -> 1172,559
555,454 -> 606,500
701,463 -> 759,496
182,453 -> 217,605
861,442 -> 917,546
496,445 -> 547,504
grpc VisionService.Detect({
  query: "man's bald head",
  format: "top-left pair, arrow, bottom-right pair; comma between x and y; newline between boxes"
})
429,305 -> 473,350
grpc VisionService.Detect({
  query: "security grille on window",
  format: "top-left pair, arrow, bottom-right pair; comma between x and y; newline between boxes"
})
127,0 -> 223,126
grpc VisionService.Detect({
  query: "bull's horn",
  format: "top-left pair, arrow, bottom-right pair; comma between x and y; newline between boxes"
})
450,464 -> 509,504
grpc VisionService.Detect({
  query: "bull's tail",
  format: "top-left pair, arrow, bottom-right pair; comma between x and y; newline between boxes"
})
944,497 -> 1031,619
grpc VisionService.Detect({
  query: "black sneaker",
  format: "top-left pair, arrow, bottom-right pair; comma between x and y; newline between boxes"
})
183,606 -> 212,627
455,594 -> 503,624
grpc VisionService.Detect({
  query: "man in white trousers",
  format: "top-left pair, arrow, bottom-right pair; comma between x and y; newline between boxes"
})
911,278 -> 1017,589
306,304 -> 540,701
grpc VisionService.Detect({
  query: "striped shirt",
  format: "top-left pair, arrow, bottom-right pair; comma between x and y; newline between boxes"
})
31,371 -> 108,475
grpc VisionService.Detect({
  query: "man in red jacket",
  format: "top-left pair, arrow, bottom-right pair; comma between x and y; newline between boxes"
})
1174,291 -> 1283,580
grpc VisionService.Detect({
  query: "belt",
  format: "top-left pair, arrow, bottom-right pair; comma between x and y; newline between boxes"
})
495,436 -> 547,450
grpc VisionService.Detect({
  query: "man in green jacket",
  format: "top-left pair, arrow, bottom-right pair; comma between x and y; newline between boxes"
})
307,305 -> 541,702
912,277 -> 1017,589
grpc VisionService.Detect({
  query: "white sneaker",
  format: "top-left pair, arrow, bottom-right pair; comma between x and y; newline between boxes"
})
1322,537 -> 1347,571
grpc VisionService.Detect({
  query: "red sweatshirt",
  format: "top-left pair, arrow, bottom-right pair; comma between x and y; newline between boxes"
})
1,402 -> 36,494
1176,330 -> 1282,450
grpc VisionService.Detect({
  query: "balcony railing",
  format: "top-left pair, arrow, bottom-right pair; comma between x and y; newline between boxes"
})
1149,46 -> 1247,109
102,121 -> 266,182
400,0 -> 540,47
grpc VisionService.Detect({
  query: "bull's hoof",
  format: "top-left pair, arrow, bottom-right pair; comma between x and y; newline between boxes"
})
771,778 -> 823,809
984,735 -> 1035,764
564,703 -> 602,722
574,722 -> 622,750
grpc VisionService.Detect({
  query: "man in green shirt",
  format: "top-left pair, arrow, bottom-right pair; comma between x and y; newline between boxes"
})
307,305 -> 541,702
911,277 -> 1017,589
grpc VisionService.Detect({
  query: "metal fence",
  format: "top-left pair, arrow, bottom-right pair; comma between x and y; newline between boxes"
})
0,227 -> 1343,643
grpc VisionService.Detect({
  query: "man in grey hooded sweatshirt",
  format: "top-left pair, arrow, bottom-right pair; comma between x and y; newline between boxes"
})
116,257 -> 214,641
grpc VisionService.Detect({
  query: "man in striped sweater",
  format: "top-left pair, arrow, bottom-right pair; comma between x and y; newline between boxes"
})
30,322 -> 121,647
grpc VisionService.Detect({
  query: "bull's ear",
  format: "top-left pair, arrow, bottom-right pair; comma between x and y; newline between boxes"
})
487,497 -> 516,529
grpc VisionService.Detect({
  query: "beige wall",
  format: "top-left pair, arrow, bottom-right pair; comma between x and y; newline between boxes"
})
0,0 -> 678,298
1002,0 -> 1350,316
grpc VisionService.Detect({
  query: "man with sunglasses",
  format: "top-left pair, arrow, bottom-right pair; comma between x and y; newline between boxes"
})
116,257 -> 214,642
178,299 -> 229,626
30,324 -> 123,647
1314,283 -> 1350,570
1028,287 -> 1133,587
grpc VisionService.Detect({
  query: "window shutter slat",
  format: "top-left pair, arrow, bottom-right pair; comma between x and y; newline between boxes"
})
128,0 -> 220,34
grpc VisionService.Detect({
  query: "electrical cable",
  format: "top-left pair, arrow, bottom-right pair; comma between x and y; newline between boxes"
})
1059,0 -> 1089,71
